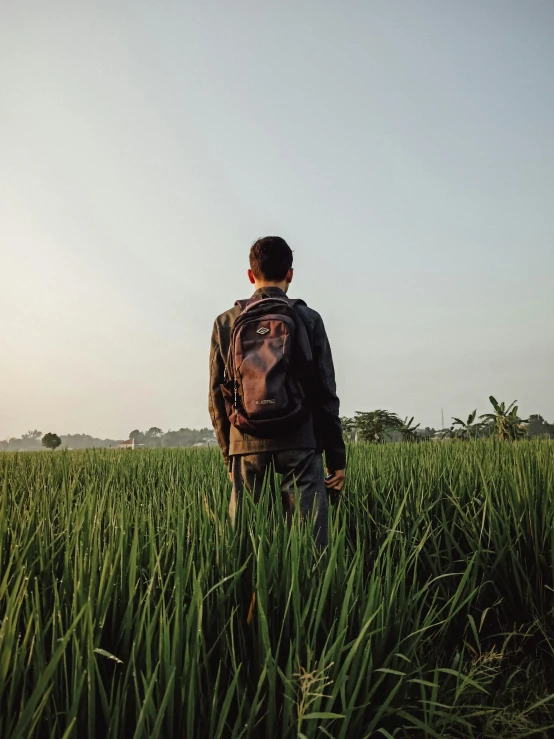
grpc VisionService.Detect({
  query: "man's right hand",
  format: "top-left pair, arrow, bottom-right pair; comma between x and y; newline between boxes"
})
325,468 -> 345,492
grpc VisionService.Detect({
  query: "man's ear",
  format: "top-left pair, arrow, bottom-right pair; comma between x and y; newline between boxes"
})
247,269 -> 256,285
286,268 -> 294,284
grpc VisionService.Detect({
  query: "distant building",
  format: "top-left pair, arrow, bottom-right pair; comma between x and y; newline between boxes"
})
114,439 -> 135,450
193,435 -> 218,448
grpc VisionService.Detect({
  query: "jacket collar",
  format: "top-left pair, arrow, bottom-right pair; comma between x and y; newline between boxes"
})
252,286 -> 287,298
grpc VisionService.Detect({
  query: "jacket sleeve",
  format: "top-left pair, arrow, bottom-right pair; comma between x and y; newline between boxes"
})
311,315 -> 346,471
209,321 -> 231,467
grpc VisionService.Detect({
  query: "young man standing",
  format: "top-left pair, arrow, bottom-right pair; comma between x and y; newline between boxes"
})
208,236 -> 345,547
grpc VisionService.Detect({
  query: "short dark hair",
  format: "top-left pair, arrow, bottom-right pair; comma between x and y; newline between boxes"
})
249,236 -> 293,281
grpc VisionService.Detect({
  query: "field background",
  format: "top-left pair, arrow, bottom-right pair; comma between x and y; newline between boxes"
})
1,441 -> 554,738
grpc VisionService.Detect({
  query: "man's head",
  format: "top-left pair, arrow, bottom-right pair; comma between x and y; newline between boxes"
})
248,236 -> 293,291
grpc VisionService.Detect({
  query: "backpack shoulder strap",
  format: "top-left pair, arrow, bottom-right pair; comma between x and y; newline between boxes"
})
288,298 -> 307,309
224,300 -> 250,377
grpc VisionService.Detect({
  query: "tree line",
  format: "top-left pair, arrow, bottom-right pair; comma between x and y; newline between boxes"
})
0,427 -> 216,452
2,398 -> 553,452
341,397 -> 554,443
128,427 -> 216,449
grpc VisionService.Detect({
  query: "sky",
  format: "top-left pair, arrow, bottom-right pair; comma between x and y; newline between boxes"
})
1,1 -> 553,440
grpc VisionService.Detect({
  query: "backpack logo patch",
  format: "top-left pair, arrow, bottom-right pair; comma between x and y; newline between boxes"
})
256,326 -> 270,335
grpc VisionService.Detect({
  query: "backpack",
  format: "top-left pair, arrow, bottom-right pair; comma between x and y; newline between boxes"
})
221,295 -> 314,438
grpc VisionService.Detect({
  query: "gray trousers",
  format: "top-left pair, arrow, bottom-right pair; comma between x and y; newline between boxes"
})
230,449 -> 328,548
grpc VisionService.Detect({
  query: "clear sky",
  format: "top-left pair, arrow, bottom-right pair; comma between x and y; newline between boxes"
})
1,1 -> 553,440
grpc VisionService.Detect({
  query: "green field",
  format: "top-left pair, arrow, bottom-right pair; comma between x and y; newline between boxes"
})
1,441 -> 554,738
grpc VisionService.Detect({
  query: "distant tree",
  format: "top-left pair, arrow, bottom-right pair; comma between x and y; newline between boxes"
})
340,416 -> 356,442
129,429 -> 141,440
355,410 -> 401,443
19,430 -> 44,451
479,397 -> 528,441
419,427 -> 436,439
23,430 -> 42,440
42,432 -> 62,450
61,433 -> 116,449
146,427 -> 163,437
451,410 -> 482,440
527,414 -> 554,439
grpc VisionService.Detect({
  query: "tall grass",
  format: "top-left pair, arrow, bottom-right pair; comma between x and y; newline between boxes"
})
1,441 -> 554,737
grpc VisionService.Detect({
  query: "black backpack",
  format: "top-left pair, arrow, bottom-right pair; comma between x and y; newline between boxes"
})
221,295 -> 313,438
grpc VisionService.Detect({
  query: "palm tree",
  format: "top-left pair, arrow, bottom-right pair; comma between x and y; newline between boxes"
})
451,410 -> 481,440
398,416 -> 420,442
479,396 -> 528,441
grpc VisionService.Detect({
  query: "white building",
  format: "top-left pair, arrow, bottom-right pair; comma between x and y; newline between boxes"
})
115,439 -> 135,450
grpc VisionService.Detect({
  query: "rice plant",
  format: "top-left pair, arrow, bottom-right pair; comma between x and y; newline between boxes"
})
1,441 -> 554,738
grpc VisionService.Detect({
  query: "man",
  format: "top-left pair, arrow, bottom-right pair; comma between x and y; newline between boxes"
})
209,236 -> 345,547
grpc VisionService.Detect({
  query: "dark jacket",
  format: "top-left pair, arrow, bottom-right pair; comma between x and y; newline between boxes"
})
209,286 -> 346,471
